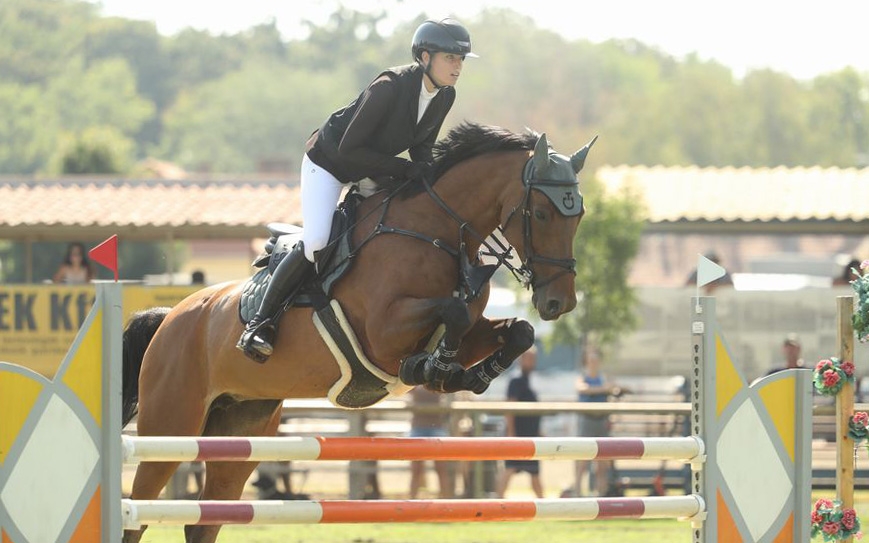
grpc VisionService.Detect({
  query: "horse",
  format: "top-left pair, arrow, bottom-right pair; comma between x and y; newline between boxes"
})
121,122 -> 596,543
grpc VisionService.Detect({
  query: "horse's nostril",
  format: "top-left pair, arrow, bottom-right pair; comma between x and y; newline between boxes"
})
546,299 -> 562,316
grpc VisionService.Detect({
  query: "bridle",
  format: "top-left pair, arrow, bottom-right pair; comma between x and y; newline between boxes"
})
334,157 -> 583,299
420,156 -> 582,292
497,165 -> 582,290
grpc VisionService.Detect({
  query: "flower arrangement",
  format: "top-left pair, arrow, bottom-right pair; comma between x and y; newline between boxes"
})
811,498 -> 862,541
850,411 -> 869,443
813,357 -> 856,396
851,260 -> 869,342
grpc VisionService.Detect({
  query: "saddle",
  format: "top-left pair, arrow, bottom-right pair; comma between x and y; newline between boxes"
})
239,189 -> 421,409
239,190 -> 361,322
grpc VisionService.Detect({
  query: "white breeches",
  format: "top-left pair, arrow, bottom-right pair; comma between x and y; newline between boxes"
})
300,154 -> 344,262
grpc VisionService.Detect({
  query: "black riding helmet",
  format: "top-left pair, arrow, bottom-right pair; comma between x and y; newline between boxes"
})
411,18 -> 478,62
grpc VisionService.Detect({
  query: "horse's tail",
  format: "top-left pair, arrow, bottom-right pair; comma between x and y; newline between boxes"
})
122,307 -> 171,427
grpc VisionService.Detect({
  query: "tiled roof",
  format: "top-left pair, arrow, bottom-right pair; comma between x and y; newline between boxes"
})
597,165 -> 869,232
6,166 -> 869,241
0,177 -> 302,240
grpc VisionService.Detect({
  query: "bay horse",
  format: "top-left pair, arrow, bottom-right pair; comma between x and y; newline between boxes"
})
121,122 -> 595,543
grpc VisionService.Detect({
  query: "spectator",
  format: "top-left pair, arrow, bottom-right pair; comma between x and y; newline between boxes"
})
496,346 -> 544,498
684,251 -> 733,293
833,258 -> 861,286
766,333 -> 804,376
53,242 -> 95,284
191,270 -> 206,285
407,386 -> 454,498
573,345 -> 623,496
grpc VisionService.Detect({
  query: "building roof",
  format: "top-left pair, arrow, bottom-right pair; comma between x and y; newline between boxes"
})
6,166 -> 869,242
0,177 -> 302,241
597,165 -> 869,233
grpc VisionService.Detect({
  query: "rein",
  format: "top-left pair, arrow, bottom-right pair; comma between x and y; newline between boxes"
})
324,161 -> 576,296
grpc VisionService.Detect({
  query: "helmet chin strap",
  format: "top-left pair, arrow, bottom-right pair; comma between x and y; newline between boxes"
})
419,55 -> 448,90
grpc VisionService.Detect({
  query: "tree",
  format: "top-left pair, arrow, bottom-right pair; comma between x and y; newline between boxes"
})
548,174 -> 646,351
807,68 -> 869,167
50,126 -> 134,174
0,82 -> 58,173
46,58 -> 155,140
159,62 -> 354,172
0,0 -> 97,85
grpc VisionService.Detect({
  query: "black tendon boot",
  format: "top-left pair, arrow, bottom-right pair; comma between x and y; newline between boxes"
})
237,242 -> 313,362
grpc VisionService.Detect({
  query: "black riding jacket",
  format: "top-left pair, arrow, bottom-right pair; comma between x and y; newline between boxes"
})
307,63 -> 456,184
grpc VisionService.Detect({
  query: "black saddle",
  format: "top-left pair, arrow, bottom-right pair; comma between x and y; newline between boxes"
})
239,190 -> 363,322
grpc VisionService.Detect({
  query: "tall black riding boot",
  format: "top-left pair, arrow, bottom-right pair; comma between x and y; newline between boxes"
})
237,242 -> 313,362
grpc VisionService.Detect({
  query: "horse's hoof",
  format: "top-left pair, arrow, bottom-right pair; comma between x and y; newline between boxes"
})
399,353 -> 428,386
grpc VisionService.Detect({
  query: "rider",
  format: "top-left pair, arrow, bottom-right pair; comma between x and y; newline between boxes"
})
238,18 -> 477,362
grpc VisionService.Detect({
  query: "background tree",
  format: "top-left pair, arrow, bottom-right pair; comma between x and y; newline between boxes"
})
548,175 -> 646,351
50,126 -> 134,174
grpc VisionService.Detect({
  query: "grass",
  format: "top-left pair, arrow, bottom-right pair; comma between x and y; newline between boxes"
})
138,519 -> 694,543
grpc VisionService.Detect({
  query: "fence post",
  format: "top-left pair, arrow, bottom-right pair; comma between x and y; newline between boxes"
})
837,296 -> 855,543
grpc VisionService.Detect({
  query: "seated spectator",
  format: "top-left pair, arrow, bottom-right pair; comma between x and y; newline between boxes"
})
53,242 -> 95,284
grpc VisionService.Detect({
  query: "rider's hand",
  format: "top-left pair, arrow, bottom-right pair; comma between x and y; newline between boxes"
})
405,161 -> 434,183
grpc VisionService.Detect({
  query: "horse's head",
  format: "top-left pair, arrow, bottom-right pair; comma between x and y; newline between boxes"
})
501,133 -> 597,321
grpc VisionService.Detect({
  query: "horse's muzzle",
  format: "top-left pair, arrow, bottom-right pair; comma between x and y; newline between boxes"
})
532,289 -> 576,321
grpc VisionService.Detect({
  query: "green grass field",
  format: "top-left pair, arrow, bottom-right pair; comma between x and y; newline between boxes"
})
139,519 -> 693,543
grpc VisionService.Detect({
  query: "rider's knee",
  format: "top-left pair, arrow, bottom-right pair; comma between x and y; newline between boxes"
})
301,235 -> 328,262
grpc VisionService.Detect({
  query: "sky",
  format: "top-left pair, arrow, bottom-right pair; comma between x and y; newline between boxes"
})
93,0 -> 869,80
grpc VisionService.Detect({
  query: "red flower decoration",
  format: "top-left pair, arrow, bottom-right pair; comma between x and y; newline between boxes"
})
844,509 -> 858,530
824,521 -> 842,535
824,369 -> 842,387
817,359 -> 833,371
816,498 -> 834,510
842,361 -> 856,377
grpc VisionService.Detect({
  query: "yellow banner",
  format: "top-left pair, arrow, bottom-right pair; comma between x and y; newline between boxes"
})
0,284 -> 201,377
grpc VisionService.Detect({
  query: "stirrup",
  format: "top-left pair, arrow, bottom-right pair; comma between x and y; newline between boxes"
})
236,319 -> 276,363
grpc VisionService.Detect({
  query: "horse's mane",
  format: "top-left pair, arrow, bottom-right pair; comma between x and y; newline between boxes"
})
392,122 -> 540,198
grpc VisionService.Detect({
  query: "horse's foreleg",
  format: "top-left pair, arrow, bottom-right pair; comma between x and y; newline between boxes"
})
389,296 -> 473,392
446,317 -> 535,394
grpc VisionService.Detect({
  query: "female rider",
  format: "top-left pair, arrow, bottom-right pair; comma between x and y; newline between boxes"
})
238,18 -> 476,362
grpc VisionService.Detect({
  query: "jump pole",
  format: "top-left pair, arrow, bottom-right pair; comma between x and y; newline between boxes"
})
0,285 -> 813,542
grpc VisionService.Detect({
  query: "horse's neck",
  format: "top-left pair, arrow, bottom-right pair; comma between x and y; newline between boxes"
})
431,157 -> 521,248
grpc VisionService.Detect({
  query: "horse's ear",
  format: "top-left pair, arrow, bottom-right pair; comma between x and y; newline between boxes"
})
570,135 -> 599,173
533,133 -> 550,174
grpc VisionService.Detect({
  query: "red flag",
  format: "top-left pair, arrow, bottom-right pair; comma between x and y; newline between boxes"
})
89,235 -> 118,281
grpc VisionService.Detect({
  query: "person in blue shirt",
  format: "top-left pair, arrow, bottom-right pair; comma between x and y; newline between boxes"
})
575,345 -> 623,496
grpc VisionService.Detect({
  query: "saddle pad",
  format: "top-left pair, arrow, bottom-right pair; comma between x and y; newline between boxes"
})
314,299 -> 413,409
239,268 -> 271,323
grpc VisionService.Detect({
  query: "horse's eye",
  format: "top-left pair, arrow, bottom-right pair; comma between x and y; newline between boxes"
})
534,209 -> 547,221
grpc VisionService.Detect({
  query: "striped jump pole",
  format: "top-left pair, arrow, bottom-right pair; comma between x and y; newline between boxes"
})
122,435 -> 704,463
121,496 -> 705,528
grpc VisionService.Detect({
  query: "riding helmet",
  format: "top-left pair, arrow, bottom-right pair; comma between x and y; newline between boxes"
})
411,18 -> 478,60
